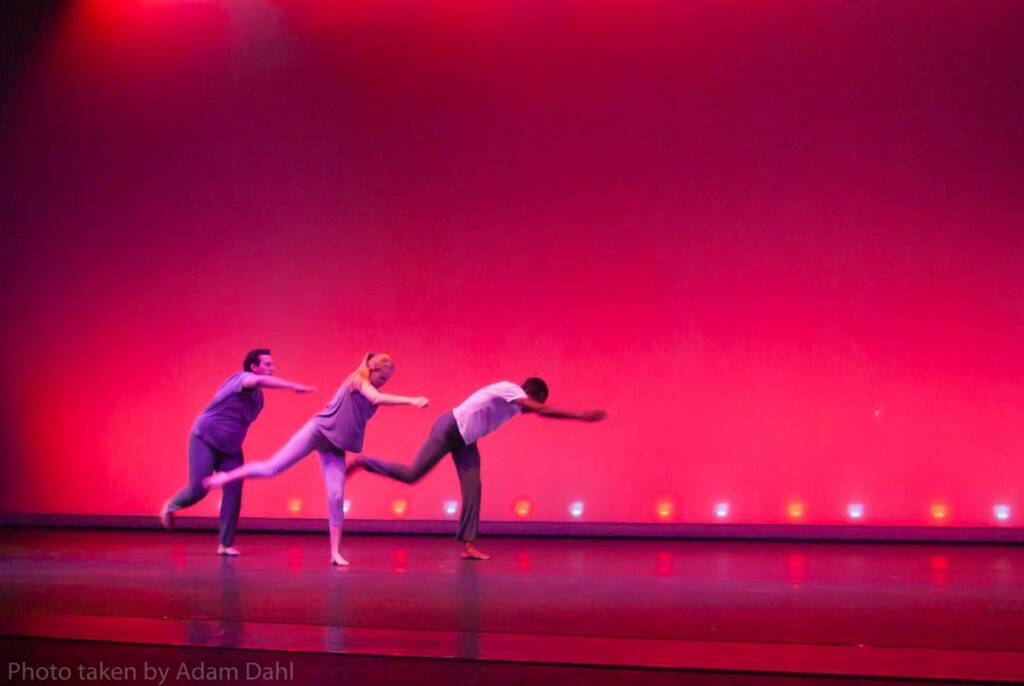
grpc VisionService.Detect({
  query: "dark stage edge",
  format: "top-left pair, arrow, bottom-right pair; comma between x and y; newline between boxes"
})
4,513 -> 1024,543
1,529 -> 1023,684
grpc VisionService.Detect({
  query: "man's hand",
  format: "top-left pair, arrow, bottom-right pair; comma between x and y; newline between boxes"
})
411,396 -> 430,408
581,409 -> 607,422
292,384 -> 316,394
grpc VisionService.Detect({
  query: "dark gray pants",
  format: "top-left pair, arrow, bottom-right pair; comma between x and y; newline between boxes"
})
361,411 -> 481,542
167,434 -> 243,546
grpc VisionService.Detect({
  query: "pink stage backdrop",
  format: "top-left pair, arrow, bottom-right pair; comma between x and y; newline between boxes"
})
1,0 -> 1021,527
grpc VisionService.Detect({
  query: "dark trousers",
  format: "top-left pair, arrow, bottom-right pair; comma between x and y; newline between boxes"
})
361,411 -> 481,542
167,434 -> 243,546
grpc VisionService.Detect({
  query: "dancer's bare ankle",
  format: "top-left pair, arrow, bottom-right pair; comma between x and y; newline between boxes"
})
461,543 -> 490,560
159,501 -> 175,529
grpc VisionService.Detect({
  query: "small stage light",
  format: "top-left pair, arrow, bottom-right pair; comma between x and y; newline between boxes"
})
714,503 -> 729,518
514,499 -> 532,518
930,504 -> 948,521
391,498 -> 408,517
343,499 -> 351,514
443,500 -> 458,516
391,548 -> 407,574
569,501 -> 584,518
287,498 -> 302,515
787,502 -> 804,519
847,503 -> 864,519
994,505 -> 1011,521
655,500 -> 674,520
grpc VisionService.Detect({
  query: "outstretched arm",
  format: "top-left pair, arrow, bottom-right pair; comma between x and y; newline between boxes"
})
242,375 -> 316,393
357,380 -> 429,408
513,397 -> 607,422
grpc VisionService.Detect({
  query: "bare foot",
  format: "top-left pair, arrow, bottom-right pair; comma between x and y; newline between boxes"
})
203,472 -> 228,490
330,553 -> 350,566
217,545 -> 241,556
461,544 -> 491,561
159,501 -> 175,529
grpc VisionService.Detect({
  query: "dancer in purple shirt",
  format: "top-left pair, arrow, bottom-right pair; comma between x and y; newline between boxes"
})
160,349 -> 315,556
204,353 -> 428,566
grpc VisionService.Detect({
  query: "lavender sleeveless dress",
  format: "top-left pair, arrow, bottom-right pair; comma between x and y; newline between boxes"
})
312,383 -> 378,452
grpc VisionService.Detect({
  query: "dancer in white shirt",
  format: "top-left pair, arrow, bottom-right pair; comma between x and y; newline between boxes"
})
349,378 -> 606,560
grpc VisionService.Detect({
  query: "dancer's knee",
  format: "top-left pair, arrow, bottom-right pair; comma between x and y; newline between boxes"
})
377,463 -> 419,483
325,484 -> 344,503
327,498 -> 345,525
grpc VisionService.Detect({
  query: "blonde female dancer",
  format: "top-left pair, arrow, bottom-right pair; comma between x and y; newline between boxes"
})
205,353 -> 428,565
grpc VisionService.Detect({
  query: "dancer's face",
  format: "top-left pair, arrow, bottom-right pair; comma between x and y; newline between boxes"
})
250,354 -> 275,376
369,365 -> 393,388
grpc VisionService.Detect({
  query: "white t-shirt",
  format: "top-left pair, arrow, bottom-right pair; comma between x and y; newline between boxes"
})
453,381 -> 528,444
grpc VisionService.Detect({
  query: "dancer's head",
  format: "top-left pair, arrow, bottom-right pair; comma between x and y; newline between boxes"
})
243,348 -> 274,375
355,352 -> 395,388
521,377 -> 549,404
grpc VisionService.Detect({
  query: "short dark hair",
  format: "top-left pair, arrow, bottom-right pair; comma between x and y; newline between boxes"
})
243,348 -> 271,371
522,377 -> 549,403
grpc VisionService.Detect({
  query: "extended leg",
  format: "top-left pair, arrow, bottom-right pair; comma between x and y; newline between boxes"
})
163,435 -> 219,526
205,422 -> 319,489
360,414 -> 458,484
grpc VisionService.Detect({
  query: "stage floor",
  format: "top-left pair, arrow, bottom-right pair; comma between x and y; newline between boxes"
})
1,528 -> 1022,684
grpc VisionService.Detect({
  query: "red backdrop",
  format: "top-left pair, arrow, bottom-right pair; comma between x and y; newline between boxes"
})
1,0 -> 1021,526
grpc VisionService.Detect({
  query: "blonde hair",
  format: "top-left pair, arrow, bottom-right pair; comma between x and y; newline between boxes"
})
349,352 -> 394,388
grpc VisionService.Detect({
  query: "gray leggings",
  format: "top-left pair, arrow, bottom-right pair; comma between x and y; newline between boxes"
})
167,434 -> 243,546
361,411 -> 481,542
240,421 -> 347,526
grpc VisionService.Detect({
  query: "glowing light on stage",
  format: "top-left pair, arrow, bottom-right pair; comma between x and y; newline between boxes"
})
390,548 -> 407,574
514,499 -> 532,518
287,498 -> 302,514
655,551 -> 673,577
786,553 -> 807,585
847,503 -> 864,519
929,555 -> 951,587
443,500 -> 458,516
655,500 -> 674,520
343,499 -> 351,514
787,502 -> 804,519
391,498 -> 409,517
714,503 -> 729,518
569,501 -> 584,518
994,505 -> 1010,521
930,504 -> 948,521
